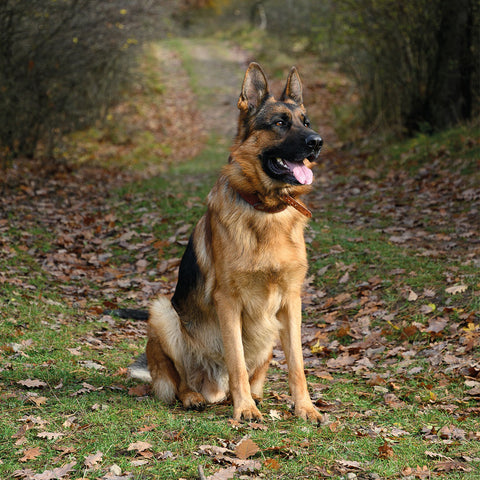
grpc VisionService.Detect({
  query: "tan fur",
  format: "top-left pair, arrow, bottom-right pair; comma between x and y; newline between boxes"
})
143,63 -> 323,422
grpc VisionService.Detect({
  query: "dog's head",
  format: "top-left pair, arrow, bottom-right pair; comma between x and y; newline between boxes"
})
231,63 -> 322,195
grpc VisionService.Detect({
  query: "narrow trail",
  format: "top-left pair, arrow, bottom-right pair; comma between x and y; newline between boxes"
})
177,39 -> 251,138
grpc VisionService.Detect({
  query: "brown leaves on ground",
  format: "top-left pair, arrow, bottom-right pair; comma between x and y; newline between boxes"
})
84,451 -> 103,468
1,47 -> 206,318
19,447 -> 42,463
127,441 -> 153,453
198,438 -> 262,479
14,462 -> 77,480
17,379 -> 48,389
234,438 -> 260,459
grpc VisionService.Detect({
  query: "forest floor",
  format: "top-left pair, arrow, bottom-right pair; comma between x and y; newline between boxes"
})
1,37 -> 479,480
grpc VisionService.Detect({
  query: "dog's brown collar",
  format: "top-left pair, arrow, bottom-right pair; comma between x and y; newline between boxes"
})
281,193 -> 312,218
236,189 -> 312,218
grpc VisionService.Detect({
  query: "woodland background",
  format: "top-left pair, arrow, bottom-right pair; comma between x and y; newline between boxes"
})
1,1 -> 479,479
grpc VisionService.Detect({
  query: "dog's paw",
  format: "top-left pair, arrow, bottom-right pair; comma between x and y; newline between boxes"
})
233,402 -> 263,422
295,404 -> 324,424
182,392 -> 206,411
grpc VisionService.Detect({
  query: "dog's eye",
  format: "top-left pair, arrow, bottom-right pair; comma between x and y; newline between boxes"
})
275,120 -> 285,127
303,119 -> 311,127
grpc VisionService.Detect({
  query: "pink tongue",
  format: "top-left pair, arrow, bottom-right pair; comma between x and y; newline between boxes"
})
286,160 -> 313,185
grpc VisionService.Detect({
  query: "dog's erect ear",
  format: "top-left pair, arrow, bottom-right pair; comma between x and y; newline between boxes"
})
280,66 -> 303,106
238,62 -> 269,113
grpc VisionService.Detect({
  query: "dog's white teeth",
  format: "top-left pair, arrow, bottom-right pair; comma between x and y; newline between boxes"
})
276,158 -> 287,168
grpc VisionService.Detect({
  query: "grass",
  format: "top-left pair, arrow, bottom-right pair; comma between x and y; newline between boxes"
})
1,39 -> 479,479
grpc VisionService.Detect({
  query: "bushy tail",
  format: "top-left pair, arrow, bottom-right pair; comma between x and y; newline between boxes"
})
105,308 -> 148,320
128,352 -> 152,382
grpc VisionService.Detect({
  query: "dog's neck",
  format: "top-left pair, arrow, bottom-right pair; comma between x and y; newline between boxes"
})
227,156 -> 312,218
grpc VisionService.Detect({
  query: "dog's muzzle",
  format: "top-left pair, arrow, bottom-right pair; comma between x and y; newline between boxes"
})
305,134 -> 323,159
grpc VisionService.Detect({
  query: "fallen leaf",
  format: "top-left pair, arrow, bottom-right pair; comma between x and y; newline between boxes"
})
29,395 -> 48,406
198,445 -> 232,457
335,459 -> 362,470
407,289 -> 418,301
420,303 -> 436,314
326,354 -> 357,368
366,374 -> 386,386
25,461 -> 77,480
310,340 -> 324,354
12,424 -> 31,439
17,379 -> 47,388
156,451 -> 175,460
19,447 -> 42,462
426,317 -> 447,333
328,420 -> 340,432
234,438 -> 259,460
127,441 -> 152,453
38,432 -> 64,440
315,399 -> 337,411
79,360 -> 106,370
339,272 -> 349,284
437,424 -> 466,440
401,465 -> 430,478
139,450 -> 153,458
268,410 -> 282,420
445,285 -> 468,294
401,325 -> 419,339
12,469 -> 36,479
433,461 -> 472,473
384,393 -> 406,409
390,427 -> 410,437
70,382 -> 103,396
67,347 -> 82,356
206,466 -> 236,480
378,440 -> 394,458
15,436 -> 28,446
53,445 -> 77,456
264,458 -> 280,470
423,288 -> 436,297
85,450 -> 103,468
425,451 -> 452,460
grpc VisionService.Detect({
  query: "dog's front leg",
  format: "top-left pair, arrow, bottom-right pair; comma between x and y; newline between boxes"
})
215,292 -> 263,421
278,296 -> 323,423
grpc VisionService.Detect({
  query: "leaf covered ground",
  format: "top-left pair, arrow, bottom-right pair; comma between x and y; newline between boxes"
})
1,39 -> 479,479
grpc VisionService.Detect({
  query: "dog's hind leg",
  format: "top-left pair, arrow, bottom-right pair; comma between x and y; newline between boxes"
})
148,297 -> 206,410
146,337 -> 178,404
146,334 -> 206,410
249,352 -> 272,403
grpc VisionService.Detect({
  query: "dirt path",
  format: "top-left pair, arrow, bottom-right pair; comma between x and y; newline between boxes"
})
178,39 -> 251,138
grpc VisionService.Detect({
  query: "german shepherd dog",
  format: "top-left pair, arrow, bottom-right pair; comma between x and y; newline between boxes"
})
129,63 -> 323,422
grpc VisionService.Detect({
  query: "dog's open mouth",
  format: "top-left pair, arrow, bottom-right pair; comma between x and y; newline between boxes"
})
268,157 -> 313,185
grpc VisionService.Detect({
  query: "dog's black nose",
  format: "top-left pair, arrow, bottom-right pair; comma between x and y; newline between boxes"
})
306,134 -> 323,151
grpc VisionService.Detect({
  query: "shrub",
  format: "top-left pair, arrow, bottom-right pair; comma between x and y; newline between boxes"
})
332,0 -> 479,134
0,0 -> 176,159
